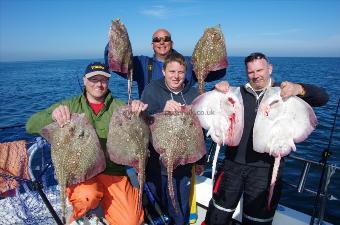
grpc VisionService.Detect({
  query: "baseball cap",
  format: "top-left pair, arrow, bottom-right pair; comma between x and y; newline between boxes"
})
84,62 -> 111,79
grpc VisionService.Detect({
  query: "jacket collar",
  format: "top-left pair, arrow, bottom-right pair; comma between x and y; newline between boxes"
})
244,78 -> 274,99
82,89 -> 113,108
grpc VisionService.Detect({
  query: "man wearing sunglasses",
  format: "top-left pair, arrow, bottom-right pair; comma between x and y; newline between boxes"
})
104,28 -> 226,97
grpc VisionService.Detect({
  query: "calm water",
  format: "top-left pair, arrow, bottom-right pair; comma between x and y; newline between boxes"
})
0,57 -> 339,223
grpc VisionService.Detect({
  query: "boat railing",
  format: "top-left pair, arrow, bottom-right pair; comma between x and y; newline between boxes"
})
283,154 -> 339,225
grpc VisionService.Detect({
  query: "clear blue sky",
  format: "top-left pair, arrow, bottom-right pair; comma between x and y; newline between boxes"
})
1,0 -> 340,61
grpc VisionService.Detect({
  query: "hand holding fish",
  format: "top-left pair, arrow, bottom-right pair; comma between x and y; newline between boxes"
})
280,81 -> 305,99
214,80 -> 230,93
163,100 -> 183,112
130,100 -> 148,115
52,105 -> 71,127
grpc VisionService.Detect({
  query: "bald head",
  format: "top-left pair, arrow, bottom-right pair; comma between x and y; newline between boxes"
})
152,28 -> 171,39
151,28 -> 173,61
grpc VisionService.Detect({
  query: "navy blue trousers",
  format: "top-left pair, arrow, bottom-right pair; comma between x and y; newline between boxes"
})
146,167 -> 192,225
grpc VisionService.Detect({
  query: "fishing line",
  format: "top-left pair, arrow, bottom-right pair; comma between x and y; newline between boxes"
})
0,124 -> 25,130
310,97 -> 339,225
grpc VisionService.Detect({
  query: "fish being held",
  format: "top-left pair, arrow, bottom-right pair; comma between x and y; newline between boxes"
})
192,88 -> 244,146
106,105 -> 150,206
149,107 -> 206,210
40,113 -> 105,223
191,25 -> 228,94
107,18 -> 134,101
192,88 -> 244,178
253,87 -> 317,209
107,18 -> 133,75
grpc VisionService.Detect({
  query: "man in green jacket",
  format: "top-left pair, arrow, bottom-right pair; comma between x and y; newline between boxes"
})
26,62 -> 147,225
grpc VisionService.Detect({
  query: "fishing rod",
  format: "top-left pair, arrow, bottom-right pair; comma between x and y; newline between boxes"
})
310,97 -> 339,225
1,75 -> 83,131
0,77 -> 83,131
206,140 -> 217,166
0,173 -> 64,225
143,183 -> 170,225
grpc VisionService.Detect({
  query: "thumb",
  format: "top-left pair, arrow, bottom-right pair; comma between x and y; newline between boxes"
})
142,104 -> 148,111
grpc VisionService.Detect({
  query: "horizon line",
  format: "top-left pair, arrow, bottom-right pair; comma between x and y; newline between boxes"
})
1,55 -> 340,63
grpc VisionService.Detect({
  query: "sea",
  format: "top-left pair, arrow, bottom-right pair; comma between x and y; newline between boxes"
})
0,57 -> 339,224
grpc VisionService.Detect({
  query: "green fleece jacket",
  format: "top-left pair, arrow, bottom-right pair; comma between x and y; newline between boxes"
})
26,90 -> 127,176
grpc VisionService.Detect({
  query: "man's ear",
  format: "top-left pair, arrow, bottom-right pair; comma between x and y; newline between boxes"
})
83,77 -> 87,85
268,64 -> 273,75
162,69 -> 166,76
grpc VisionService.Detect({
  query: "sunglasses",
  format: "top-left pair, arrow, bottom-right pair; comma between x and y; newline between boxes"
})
152,36 -> 172,43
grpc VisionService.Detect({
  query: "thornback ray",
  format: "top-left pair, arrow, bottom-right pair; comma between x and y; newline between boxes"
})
253,87 -> 317,209
192,88 -> 244,147
108,18 -> 134,101
106,105 -> 150,208
192,88 -> 244,179
149,107 -> 206,211
191,25 -> 228,94
40,113 -> 105,223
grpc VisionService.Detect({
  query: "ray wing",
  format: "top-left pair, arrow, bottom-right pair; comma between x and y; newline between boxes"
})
253,87 -> 317,157
192,88 -> 244,146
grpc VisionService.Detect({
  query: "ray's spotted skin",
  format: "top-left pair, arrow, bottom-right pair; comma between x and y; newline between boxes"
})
191,25 -> 228,93
107,18 -> 133,76
149,107 -> 206,211
107,18 -> 135,101
40,113 -> 105,223
106,105 -> 150,205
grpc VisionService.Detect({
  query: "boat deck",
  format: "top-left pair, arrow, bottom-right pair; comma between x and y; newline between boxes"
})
194,175 -> 333,225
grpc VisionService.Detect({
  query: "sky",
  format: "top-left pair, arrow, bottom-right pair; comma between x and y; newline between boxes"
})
0,0 -> 340,62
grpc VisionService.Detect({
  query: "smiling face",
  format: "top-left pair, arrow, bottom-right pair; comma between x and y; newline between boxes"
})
163,61 -> 186,92
246,58 -> 272,90
83,75 -> 109,103
151,29 -> 173,61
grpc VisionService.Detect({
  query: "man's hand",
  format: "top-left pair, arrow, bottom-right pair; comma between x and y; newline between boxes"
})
52,105 -> 71,127
163,100 -> 183,112
280,81 -> 305,99
130,100 -> 148,115
214,81 -> 230,93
